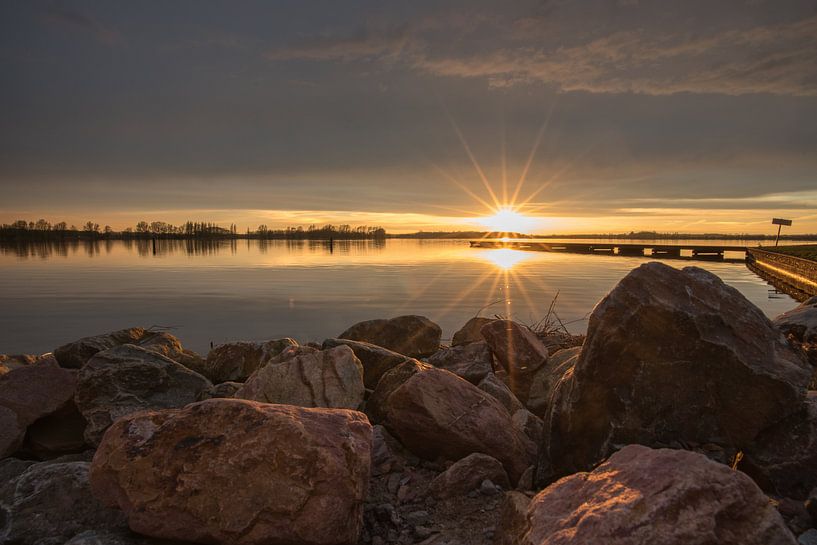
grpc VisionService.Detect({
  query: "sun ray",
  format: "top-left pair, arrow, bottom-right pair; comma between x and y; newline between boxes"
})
445,112 -> 502,209
510,101 -> 557,207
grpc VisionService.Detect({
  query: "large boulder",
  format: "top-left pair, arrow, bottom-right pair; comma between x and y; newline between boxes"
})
339,315 -> 442,358
494,491 -> 532,545
90,399 -> 372,545
480,320 -> 548,403
742,392 -> 817,500
24,401 -> 88,459
0,461 -> 127,545
203,338 -> 298,383
0,363 -> 78,457
377,367 -> 534,483
54,327 -> 148,368
74,344 -> 212,445
322,338 -> 415,389
452,316 -> 495,346
427,341 -> 494,384
538,263 -> 811,484
774,296 -> 817,343
526,346 -> 580,417
235,345 -> 364,409
134,332 -> 206,375
525,445 -> 795,545
428,453 -> 510,499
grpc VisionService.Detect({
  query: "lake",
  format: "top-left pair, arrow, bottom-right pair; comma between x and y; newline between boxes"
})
0,238 -> 802,355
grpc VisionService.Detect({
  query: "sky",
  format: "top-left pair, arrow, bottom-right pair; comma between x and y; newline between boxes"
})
1,0 -> 816,234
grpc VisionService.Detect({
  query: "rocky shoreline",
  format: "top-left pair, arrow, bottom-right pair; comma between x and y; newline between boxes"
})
1,261 -> 816,545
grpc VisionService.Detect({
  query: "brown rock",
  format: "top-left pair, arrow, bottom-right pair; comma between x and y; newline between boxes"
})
742,391 -> 817,499
54,327 -> 147,368
0,363 -> 78,458
429,453 -> 510,498
339,315 -> 442,358
24,401 -> 88,459
366,359 -> 432,423
478,373 -> 525,416
493,491 -> 531,545
427,341 -> 494,384
203,338 -> 298,383
526,445 -> 796,545
135,332 -> 206,375
526,346 -> 580,417
322,338 -> 415,389
199,381 -> 242,399
90,399 -> 372,545
539,263 -> 811,485
0,352 -> 57,374
480,320 -> 548,403
452,316 -> 495,346
379,367 -> 535,483
75,344 -> 212,445
235,345 -> 365,409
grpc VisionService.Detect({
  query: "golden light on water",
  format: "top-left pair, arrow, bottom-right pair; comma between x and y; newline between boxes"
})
478,248 -> 533,270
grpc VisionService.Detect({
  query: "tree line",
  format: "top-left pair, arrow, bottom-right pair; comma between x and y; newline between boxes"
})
0,219 -> 386,240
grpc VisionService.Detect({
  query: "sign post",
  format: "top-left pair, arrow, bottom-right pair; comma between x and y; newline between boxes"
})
772,218 -> 792,246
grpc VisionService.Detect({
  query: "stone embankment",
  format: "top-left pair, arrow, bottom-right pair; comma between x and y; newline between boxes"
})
2,262 -> 817,545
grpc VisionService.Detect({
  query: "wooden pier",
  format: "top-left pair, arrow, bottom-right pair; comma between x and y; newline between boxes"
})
469,240 -> 749,262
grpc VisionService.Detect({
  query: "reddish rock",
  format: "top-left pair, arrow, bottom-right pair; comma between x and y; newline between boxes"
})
0,353 -> 57,374
235,345 -> 365,409
429,453 -> 510,498
339,315 -> 442,358
539,263 -> 811,485
380,367 -> 534,483
0,363 -> 78,457
366,359 -> 432,423
512,409 -> 544,445
75,344 -> 212,445
90,399 -> 372,545
526,346 -> 580,417
203,338 -> 298,383
742,391 -> 817,499
54,327 -> 148,368
452,316 -> 495,346
480,320 -> 548,403
526,445 -> 796,545
427,341 -> 494,384
322,338 -> 415,389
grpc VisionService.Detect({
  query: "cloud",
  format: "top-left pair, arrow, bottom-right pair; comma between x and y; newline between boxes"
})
43,4 -> 121,45
267,13 -> 817,97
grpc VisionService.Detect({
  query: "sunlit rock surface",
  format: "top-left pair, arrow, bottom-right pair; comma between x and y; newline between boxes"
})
90,399 -> 371,545
235,344 -> 364,409
202,338 -> 298,383
480,320 -> 548,403
322,337 -> 415,389
526,445 -> 796,545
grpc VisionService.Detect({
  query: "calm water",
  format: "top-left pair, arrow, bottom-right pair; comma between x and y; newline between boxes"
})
0,238 -> 802,355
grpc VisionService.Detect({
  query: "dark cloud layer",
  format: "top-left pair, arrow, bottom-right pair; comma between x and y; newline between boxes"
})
1,0 -> 816,230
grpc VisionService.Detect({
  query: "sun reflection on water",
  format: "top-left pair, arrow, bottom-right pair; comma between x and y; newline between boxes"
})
478,248 -> 534,270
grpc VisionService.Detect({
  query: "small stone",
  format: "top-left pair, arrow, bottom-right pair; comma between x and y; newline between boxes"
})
799,529 -> 817,545
405,510 -> 430,525
480,479 -> 500,496
414,526 -> 434,539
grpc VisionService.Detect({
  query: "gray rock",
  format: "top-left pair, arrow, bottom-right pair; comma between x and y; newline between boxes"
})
427,342 -> 493,385
339,315 -> 442,358
235,345 -> 364,409
525,346 -> 580,417
74,344 -> 212,445
428,453 -> 510,499
480,320 -> 549,403
0,461 -> 127,545
799,529 -> 817,545
322,338 -> 415,389
511,409 -> 544,445
54,327 -> 148,368
477,374 -> 524,416
199,381 -> 242,400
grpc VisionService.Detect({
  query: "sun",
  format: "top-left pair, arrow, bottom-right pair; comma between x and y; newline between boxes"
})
477,206 -> 538,234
